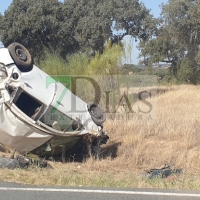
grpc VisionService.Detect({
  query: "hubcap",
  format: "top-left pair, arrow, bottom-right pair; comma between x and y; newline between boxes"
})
15,48 -> 27,61
91,107 -> 102,119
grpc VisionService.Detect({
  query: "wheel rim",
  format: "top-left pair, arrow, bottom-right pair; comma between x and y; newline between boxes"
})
15,48 -> 27,61
90,107 -> 102,119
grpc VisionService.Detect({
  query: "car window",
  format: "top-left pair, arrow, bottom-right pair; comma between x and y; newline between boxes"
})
39,106 -> 78,132
13,88 -> 44,120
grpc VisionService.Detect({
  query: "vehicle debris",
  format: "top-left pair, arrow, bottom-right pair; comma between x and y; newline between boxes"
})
0,157 -> 20,170
0,42 -> 109,161
143,164 -> 183,179
0,155 -> 47,169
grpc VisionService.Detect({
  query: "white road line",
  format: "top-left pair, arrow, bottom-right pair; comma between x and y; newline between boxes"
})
0,187 -> 200,197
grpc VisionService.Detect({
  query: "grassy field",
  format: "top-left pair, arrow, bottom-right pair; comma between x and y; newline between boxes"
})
1,84 -> 200,189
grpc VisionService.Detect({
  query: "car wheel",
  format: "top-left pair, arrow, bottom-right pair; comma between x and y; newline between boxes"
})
7,42 -> 33,72
87,103 -> 106,126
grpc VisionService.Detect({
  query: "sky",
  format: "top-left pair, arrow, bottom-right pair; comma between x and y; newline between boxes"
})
0,0 -> 168,64
122,0 -> 168,64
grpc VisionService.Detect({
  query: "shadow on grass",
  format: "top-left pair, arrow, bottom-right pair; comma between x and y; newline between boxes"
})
54,142 -> 122,163
99,142 -> 122,159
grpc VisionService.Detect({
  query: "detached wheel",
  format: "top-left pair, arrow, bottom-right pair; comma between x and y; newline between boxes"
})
7,42 -> 33,72
87,103 -> 106,126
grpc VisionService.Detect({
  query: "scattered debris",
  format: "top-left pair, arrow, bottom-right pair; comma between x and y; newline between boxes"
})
0,158 -> 19,170
143,164 -> 183,179
0,149 -> 48,169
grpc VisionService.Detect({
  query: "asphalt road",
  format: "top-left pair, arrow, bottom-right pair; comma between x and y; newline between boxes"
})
0,182 -> 200,200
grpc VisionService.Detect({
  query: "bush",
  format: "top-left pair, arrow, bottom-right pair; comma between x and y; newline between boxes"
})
39,42 -> 124,76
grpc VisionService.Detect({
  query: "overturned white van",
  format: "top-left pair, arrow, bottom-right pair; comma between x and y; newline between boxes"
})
0,43 -> 108,159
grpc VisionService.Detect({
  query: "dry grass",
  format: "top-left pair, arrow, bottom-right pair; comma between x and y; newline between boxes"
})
106,85 -> 200,173
1,84 -> 200,189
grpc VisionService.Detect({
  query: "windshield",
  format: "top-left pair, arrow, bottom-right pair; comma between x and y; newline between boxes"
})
39,106 -> 80,132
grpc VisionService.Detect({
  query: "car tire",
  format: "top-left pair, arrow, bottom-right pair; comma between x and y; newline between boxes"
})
87,103 -> 106,126
7,42 -> 33,72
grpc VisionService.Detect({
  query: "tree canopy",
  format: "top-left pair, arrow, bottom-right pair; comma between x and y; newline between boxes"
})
139,0 -> 200,83
0,0 -> 156,61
